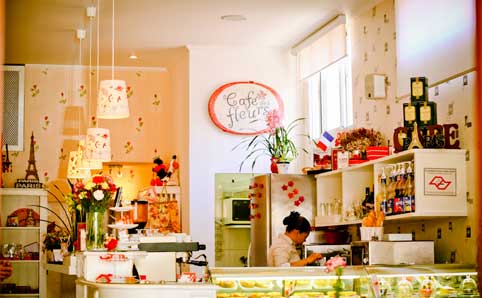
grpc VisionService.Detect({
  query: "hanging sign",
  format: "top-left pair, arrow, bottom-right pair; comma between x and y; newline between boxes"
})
208,81 -> 284,135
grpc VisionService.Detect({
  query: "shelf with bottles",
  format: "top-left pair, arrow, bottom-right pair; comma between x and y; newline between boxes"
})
315,149 -> 467,227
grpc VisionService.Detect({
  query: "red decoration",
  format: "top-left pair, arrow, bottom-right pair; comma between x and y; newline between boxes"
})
293,189 -> 299,195
282,185 -> 288,191
288,181 -> 294,187
288,193 -> 294,199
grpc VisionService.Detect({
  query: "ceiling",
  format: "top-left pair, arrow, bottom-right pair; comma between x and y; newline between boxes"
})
6,0 -> 381,67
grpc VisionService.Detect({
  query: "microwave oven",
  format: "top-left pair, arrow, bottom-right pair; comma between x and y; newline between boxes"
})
223,198 -> 250,225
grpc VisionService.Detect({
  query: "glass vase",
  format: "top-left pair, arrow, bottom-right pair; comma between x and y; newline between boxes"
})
86,211 -> 106,251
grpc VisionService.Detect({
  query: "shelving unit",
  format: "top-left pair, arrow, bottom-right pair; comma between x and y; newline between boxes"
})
0,188 -> 47,298
314,149 -> 467,227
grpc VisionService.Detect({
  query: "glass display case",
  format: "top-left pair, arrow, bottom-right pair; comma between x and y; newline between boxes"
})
211,264 -> 478,298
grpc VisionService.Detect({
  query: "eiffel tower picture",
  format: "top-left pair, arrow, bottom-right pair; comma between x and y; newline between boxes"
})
25,132 -> 39,180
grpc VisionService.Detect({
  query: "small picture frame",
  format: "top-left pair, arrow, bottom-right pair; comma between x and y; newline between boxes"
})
113,187 -> 123,207
6,215 -> 19,227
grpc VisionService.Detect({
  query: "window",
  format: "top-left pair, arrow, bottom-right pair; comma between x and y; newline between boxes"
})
308,57 -> 352,138
3,65 -> 25,151
293,15 -> 352,140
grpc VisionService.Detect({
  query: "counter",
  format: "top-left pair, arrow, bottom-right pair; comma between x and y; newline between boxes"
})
76,278 -> 217,298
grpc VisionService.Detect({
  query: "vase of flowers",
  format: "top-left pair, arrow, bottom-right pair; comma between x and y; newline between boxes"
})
69,175 -> 117,250
234,109 -> 307,172
86,211 -> 105,250
325,255 -> 347,298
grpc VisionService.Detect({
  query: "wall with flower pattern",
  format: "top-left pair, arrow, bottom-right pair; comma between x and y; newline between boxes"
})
2,65 -> 173,189
350,0 -> 478,264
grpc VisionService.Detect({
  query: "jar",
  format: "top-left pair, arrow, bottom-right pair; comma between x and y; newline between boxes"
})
130,200 -> 148,229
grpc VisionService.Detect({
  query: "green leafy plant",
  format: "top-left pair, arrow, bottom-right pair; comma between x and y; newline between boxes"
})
233,109 -> 308,171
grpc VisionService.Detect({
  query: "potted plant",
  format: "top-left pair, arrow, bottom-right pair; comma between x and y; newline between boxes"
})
234,109 -> 307,173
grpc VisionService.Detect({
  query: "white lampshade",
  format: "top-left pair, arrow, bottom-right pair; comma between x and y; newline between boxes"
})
78,139 -> 103,170
97,79 -> 129,119
67,150 -> 91,179
84,128 -> 111,162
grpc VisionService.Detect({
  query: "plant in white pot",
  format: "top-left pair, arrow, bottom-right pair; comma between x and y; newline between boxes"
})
234,109 -> 307,173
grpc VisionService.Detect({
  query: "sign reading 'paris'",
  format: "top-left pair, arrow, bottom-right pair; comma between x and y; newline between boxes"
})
208,81 -> 284,135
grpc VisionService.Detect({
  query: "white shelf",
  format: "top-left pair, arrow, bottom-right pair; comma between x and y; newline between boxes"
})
315,149 -> 467,228
0,188 -> 47,298
223,224 -> 251,229
8,260 -> 40,264
315,220 -> 362,228
109,206 -> 133,212
108,224 -> 138,229
0,227 -> 40,231
0,294 -> 39,297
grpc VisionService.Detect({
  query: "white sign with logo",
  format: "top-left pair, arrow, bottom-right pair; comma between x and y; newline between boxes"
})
208,81 -> 284,135
424,168 -> 457,196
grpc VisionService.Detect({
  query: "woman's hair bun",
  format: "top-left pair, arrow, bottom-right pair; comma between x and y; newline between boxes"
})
283,211 -> 300,226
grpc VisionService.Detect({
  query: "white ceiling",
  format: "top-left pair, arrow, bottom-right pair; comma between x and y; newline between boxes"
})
6,0 -> 381,67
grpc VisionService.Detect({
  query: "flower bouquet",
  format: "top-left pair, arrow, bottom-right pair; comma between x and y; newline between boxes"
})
233,109 -> 308,172
337,128 -> 384,160
68,175 -> 117,250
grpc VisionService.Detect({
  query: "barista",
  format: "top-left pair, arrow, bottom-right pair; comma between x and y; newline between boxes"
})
268,211 -> 322,267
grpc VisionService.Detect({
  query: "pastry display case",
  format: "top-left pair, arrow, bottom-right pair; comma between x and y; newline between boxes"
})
210,264 -> 478,298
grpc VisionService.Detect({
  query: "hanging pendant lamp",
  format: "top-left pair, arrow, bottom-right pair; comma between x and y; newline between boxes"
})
80,5 -> 103,170
84,127 -> 111,161
67,29 -> 91,179
67,150 -> 91,179
97,0 -> 129,119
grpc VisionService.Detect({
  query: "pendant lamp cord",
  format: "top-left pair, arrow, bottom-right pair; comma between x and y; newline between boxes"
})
96,0 -> 100,128
79,35 -> 82,144
111,0 -> 114,81
89,11 -> 92,122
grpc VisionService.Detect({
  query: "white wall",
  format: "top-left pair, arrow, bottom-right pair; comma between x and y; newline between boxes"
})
188,46 -> 297,266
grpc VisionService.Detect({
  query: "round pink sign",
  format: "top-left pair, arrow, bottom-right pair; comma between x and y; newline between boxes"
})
208,81 -> 284,135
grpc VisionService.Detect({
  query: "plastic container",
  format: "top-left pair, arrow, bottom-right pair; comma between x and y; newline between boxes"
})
360,227 -> 384,241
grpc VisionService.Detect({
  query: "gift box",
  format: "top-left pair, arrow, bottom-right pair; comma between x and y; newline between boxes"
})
366,146 -> 389,160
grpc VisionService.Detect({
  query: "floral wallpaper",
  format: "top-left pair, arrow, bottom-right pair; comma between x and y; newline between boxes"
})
2,65 -> 172,189
350,0 -> 477,264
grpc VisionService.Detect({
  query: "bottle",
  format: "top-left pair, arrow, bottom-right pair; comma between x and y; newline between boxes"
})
386,166 -> 396,216
395,163 -> 407,214
362,187 -> 374,215
376,168 -> 388,214
406,161 -> 415,212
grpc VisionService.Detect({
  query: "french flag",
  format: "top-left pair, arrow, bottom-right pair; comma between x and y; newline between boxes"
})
316,131 -> 335,151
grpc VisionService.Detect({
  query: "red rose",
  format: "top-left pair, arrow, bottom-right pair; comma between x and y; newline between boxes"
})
288,181 -> 294,187
92,176 -> 105,184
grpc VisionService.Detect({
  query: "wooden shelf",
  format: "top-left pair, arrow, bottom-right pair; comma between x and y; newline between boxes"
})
7,260 -> 40,264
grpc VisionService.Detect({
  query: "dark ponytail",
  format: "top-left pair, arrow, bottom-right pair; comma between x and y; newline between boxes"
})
283,211 -> 311,233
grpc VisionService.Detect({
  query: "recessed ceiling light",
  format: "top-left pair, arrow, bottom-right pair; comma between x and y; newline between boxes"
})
129,54 -> 138,59
221,14 -> 247,21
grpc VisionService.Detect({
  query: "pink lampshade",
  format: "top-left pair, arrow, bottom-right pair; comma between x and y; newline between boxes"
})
97,79 -> 129,119
84,128 -> 111,162
78,139 -> 103,170
67,150 -> 91,179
